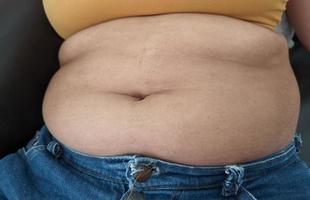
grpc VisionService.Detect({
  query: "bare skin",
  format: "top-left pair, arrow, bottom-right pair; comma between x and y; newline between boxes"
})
42,13 -> 300,166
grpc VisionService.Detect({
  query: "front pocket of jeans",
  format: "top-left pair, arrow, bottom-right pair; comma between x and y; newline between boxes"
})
23,145 -> 46,160
22,131 -> 47,160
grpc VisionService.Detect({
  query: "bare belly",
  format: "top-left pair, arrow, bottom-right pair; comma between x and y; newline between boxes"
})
42,13 -> 300,166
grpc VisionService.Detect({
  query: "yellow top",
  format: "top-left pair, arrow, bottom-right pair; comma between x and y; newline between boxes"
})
43,0 -> 289,39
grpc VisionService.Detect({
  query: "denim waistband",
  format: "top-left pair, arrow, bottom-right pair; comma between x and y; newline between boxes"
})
30,124 -> 302,197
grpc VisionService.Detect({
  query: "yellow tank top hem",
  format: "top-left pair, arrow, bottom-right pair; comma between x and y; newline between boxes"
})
42,0 -> 288,39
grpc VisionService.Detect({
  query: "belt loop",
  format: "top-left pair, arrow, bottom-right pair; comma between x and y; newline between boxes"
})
222,165 -> 245,197
294,133 -> 303,153
47,141 -> 63,159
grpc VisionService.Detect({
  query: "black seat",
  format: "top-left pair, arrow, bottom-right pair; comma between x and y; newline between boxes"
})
0,0 -> 62,158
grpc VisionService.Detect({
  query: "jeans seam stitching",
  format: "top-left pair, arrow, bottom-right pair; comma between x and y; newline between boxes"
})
239,144 -> 295,168
60,156 -> 127,184
24,146 -> 46,160
243,154 -> 299,183
135,183 -> 222,191
24,145 -> 46,155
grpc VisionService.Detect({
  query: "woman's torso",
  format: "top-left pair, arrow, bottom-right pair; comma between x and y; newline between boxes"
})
42,13 -> 300,166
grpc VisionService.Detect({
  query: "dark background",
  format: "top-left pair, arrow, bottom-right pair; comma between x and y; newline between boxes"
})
0,0 -> 309,164
290,38 -> 310,164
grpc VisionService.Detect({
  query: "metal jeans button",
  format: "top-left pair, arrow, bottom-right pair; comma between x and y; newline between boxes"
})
134,165 -> 154,182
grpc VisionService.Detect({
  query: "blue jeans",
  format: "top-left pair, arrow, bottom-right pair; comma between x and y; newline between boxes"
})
0,125 -> 310,200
